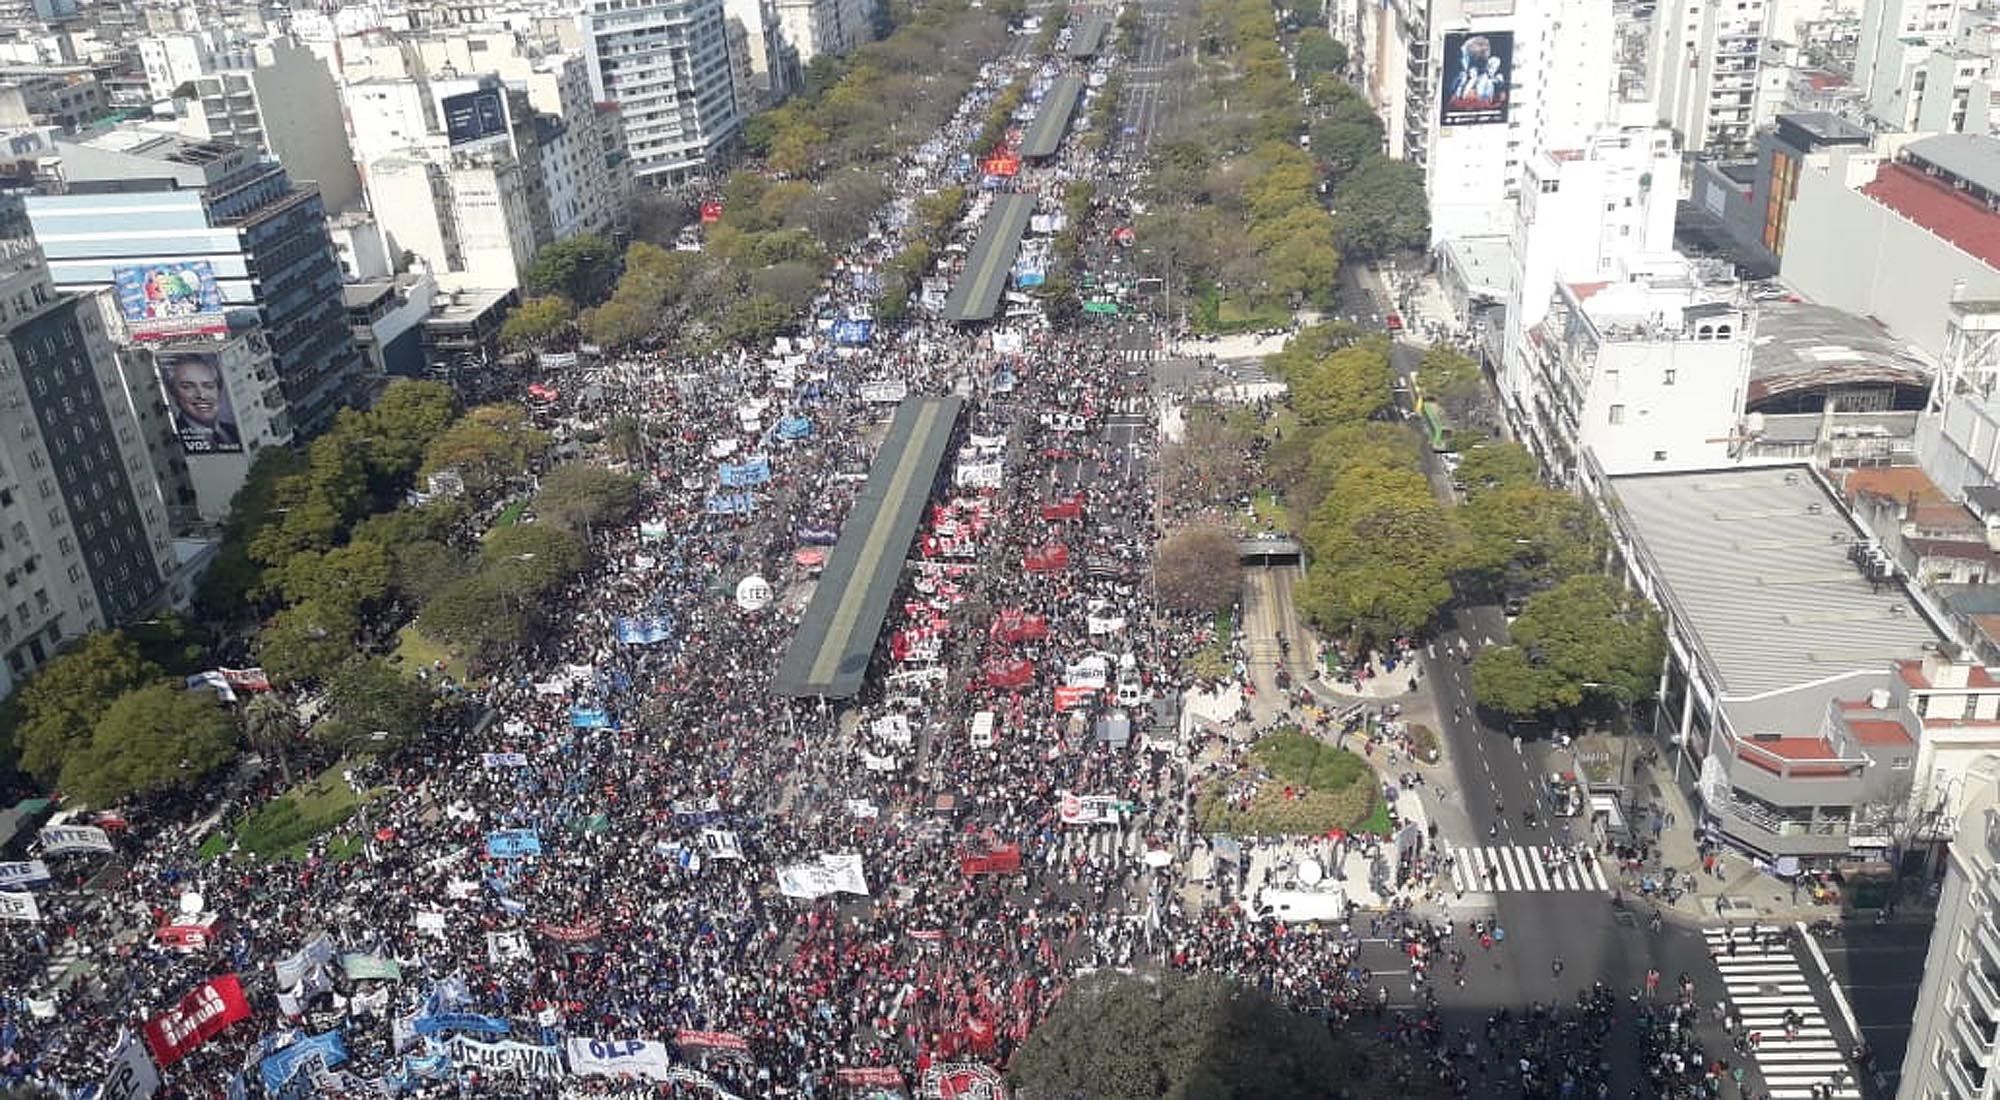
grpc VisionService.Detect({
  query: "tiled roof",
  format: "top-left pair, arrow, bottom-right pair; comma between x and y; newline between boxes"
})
1860,161 -> 2000,271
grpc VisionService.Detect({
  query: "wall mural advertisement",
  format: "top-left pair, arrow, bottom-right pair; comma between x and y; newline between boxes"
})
1439,30 -> 1513,126
112,261 -> 227,340
156,351 -> 243,455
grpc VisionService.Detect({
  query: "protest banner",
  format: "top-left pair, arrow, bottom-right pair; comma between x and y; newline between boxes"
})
38,824 -> 113,856
142,975 -> 251,1067
563,1037 -> 676,1080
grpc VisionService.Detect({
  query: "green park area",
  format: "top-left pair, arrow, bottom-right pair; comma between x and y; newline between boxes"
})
1197,728 -> 1384,836
197,765 -> 378,862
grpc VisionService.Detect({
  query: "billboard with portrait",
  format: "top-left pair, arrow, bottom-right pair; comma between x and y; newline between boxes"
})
114,262 -> 227,340
442,88 -> 508,145
1439,31 -> 1513,126
156,351 -> 242,455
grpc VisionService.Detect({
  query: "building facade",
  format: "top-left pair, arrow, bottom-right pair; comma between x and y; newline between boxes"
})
1900,753 -> 2000,1100
23,131 -> 360,437
581,0 -> 743,185
1650,0 -> 1769,155
162,38 -> 363,214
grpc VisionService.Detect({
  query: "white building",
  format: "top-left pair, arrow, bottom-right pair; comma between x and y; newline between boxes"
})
1497,119 -> 1681,443
1900,753 -> 2000,1100
1780,133 -> 2000,362
161,38 -> 363,214
1513,253 -> 1752,482
581,0 -> 742,185
1650,0 -> 1769,155
773,0 -> 873,66
129,327 -> 291,524
723,0 -> 797,106
1857,0 -> 1974,108
1356,0 -> 1617,247
136,29 -> 224,100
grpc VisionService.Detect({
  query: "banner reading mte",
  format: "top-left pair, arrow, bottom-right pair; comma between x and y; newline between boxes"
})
38,824 -> 113,856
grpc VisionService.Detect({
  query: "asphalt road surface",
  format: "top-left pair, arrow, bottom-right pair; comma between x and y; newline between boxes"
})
1810,922 -> 1929,1096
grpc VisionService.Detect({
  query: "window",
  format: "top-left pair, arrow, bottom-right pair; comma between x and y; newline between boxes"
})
1664,369 -> 1677,385
1609,405 -> 1626,425
1654,450 -> 1669,461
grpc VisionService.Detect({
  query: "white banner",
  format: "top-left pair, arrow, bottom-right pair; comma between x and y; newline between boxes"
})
954,461 -> 1004,488
1064,656 -> 1110,689
564,1037 -> 677,1081
444,1036 -> 564,1079
1087,612 -> 1127,636
274,931 -> 335,990
533,680 -> 568,696
98,1031 -> 160,1100
860,751 -> 900,773
698,828 -> 743,860
38,824 -> 112,855
0,860 -> 50,889
0,889 -> 41,922
871,714 -> 913,746
1057,792 -> 1123,826
844,799 -> 880,819
1040,411 -> 1087,433
858,380 -> 908,404
487,930 -> 532,964
776,853 -> 870,899
967,432 -> 1007,454
482,753 -> 530,767
413,911 -> 447,936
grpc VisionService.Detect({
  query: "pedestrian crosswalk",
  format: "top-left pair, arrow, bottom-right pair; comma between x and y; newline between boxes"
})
1705,926 -> 1860,1100
1438,842 -> 1610,894
1048,826 -> 1150,867
1117,347 -> 1162,363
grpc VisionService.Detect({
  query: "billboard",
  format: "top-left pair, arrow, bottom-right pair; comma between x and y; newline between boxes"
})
112,262 -> 226,340
442,88 -> 508,145
1439,31 -> 1513,126
156,351 -> 242,455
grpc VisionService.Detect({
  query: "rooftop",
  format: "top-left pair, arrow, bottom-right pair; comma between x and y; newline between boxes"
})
1904,133 -> 2000,195
1747,301 -> 1932,407
1859,160 -> 2000,271
1606,466 -> 1945,697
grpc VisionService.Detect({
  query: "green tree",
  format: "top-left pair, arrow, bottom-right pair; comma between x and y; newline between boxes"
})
1293,28 -> 1347,75
1454,441 -> 1540,497
1300,467 -> 1456,639
360,380 -> 457,485
1417,344 -> 1485,421
523,233 -> 617,306
1010,970 -> 1445,1100
1454,483 -> 1600,587
241,692 -> 300,785
5,632 -> 161,783
1292,341 -> 1394,425
533,464 -> 641,533
256,599 -> 359,688
482,522 -> 588,594
1309,115 -> 1383,179
1154,526 -> 1243,614
1332,155 -> 1430,259
602,416 -> 647,465
1472,575 -> 1666,718
578,299 -> 654,350
421,405 -> 549,496
321,656 -> 434,753
59,683 -> 237,806
500,295 -> 575,348
417,573 -> 530,660
276,540 -> 392,616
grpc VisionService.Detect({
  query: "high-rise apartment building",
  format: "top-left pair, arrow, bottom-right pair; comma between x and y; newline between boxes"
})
1857,0 -> 1974,107
581,0 -> 743,185
154,38 -> 363,214
1899,754 -> 2000,1100
0,193 -> 177,693
1650,0 -> 1770,155
23,130 -> 360,437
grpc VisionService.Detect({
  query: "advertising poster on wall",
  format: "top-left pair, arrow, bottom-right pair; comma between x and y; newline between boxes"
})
1439,30 -> 1513,126
442,88 -> 508,145
113,262 -> 227,340
156,351 -> 243,455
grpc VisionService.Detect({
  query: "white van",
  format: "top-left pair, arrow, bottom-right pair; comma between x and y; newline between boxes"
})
1253,888 -> 1348,924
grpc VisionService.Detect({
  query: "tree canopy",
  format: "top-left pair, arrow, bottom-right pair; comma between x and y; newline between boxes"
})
1155,525 -> 1244,614
1332,155 -> 1430,259
523,234 -> 618,307
1471,574 -> 1666,718
1011,970 -> 1445,1100
59,683 -> 237,806
4,631 -> 160,782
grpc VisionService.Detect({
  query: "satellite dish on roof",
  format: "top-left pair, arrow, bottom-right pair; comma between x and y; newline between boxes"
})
178,891 -> 203,916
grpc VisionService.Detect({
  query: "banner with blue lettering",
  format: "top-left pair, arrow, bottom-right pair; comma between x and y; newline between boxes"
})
705,493 -> 757,516
260,1030 -> 348,1093
565,1036 -> 677,1080
568,706 -> 612,729
484,830 -> 542,858
831,319 -> 873,346
717,458 -> 772,488
412,1011 -> 511,1038
796,526 -> 838,545
776,416 -> 812,441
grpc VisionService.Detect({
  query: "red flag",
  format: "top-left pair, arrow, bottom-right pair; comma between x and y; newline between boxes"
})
143,975 -> 251,1066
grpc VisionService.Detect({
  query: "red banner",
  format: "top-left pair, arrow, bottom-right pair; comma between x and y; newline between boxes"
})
989,609 -> 1048,644
1023,543 -> 1070,573
981,154 -> 1020,177
676,1029 -> 749,1054
699,201 -> 724,223
837,1067 -> 907,1088
538,919 -> 603,943
1053,685 -> 1096,710
982,658 -> 1035,690
1039,493 -> 1084,522
154,924 -> 213,950
959,843 -> 1022,877
143,975 -> 250,1067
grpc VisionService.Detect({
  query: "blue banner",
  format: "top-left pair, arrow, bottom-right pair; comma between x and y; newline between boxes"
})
567,706 -> 611,729
796,526 -> 838,545
717,457 -> 772,488
614,616 -> 671,645
260,1030 -> 349,1093
831,319 -> 873,346
484,829 -> 542,858
776,416 -> 812,441
412,1012 -> 511,1038
403,1053 -> 454,1079
705,493 -> 756,516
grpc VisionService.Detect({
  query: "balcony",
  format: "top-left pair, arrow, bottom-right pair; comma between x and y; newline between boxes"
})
1981,915 -> 2000,970
1946,1053 -> 1986,1099
1966,959 -> 2000,1019
1957,1011 -> 1997,1066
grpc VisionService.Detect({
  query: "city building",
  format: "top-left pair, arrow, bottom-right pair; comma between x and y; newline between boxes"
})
722,0 -> 799,107
1600,464 -> 1949,864
0,194 -> 179,694
1899,753 -> 2000,1100
1649,0 -> 1769,156
1780,132 -> 2000,362
773,0 -> 873,67
0,65 -> 104,132
1510,254 -> 1753,483
581,0 -> 743,185
1855,0 -> 1973,111
155,38 -> 363,215
1685,111 -> 1873,277
22,130 -> 361,438
126,324 -> 292,524
345,274 -> 435,381
1494,119 -> 1681,422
